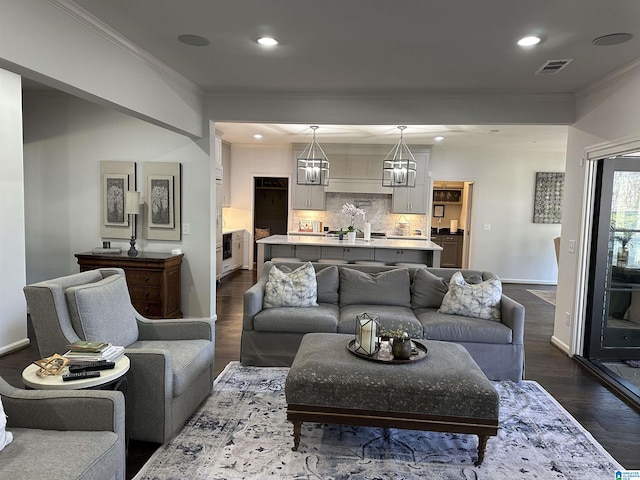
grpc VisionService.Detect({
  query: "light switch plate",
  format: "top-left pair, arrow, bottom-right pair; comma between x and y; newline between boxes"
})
483,224 -> 491,231
568,239 -> 576,254
183,223 -> 191,235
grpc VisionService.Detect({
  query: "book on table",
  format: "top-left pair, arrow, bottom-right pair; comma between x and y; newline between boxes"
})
63,345 -> 125,364
65,340 -> 110,353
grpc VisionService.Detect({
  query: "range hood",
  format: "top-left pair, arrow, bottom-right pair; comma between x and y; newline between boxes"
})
324,178 -> 392,195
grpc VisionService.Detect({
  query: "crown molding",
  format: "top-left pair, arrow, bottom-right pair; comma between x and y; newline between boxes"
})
48,0 -> 203,97
577,56 -> 640,99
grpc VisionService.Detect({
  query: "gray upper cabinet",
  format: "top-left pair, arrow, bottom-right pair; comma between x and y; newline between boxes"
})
391,148 -> 430,214
292,147 -> 326,210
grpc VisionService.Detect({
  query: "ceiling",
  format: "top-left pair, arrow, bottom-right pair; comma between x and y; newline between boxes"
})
61,1 -> 640,147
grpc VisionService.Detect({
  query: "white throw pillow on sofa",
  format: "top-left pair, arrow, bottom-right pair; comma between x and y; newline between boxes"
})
264,262 -> 318,308
0,397 -> 13,452
438,271 -> 502,321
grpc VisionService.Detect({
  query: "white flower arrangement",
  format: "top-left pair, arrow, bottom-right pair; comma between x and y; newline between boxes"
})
341,203 -> 366,231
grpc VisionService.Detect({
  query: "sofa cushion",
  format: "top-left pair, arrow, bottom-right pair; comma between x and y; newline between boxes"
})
415,308 -> 512,344
438,271 -> 502,321
338,304 -> 422,337
254,304 -> 339,333
316,265 -> 339,304
65,275 -> 139,346
264,262 -> 318,308
339,267 -> 411,307
411,268 -> 449,308
126,339 -> 213,397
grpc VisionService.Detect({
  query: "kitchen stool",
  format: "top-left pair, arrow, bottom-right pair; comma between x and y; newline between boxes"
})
271,257 -> 302,262
317,258 -> 349,264
354,260 -> 386,266
395,262 -> 428,269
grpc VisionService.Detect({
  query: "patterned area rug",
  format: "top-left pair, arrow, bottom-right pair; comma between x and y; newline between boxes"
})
527,289 -> 556,306
135,362 -> 621,480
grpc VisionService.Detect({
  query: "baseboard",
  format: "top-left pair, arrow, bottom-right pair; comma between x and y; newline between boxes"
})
550,335 -> 571,354
0,337 -> 30,357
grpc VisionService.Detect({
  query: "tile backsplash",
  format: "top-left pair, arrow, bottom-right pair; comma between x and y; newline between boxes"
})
293,193 -> 426,235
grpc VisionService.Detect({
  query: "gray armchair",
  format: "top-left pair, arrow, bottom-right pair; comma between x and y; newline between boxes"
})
23,268 -> 215,444
0,375 -> 125,480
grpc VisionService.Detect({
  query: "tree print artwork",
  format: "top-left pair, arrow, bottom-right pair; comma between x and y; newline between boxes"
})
150,177 -> 174,227
106,177 -> 126,225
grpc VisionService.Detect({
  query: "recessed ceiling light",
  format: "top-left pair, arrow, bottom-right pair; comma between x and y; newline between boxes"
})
592,33 -> 633,46
178,34 -> 210,47
517,36 -> 542,47
253,134 -> 263,140
488,129 -> 500,134
257,37 -> 279,46
434,136 -> 444,142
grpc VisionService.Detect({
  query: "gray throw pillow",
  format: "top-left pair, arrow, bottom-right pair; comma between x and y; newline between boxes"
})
65,275 -> 139,346
438,271 -> 502,321
264,262 -> 318,308
411,268 -> 449,308
272,264 -> 338,304
339,267 -> 411,307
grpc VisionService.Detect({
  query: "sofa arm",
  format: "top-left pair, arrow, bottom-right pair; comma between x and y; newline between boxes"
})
500,294 -> 525,345
0,376 -> 124,435
136,316 -> 215,341
243,282 -> 266,331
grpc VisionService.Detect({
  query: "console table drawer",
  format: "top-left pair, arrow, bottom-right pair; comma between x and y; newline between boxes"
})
135,302 -> 162,318
129,286 -> 161,302
126,271 -> 162,287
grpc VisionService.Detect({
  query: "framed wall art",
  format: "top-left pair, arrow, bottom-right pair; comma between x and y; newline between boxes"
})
433,204 -> 445,218
100,161 -> 136,239
143,162 -> 181,241
533,172 -> 564,224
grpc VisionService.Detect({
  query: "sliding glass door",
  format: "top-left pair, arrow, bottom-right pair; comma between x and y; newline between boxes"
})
585,155 -> 640,360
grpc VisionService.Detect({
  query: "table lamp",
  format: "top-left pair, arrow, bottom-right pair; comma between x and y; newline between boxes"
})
125,191 -> 141,257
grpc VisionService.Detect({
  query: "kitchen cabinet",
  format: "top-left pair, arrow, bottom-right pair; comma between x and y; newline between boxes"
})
232,230 -> 243,269
373,248 -> 426,265
391,148 -> 430,214
320,246 -> 374,262
432,234 -> 463,268
292,182 -> 326,210
75,252 -> 183,318
329,154 -> 381,180
222,141 -> 231,207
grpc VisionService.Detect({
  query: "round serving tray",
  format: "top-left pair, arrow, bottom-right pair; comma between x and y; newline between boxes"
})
347,339 -> 428,364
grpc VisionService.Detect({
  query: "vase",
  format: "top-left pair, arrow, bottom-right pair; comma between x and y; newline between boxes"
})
391,337 -> 412,360
617,248 -> 629,266
347,231 -> 357,243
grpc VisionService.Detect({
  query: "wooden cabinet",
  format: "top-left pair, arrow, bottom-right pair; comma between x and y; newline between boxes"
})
75,252 -> 183,319
431,234 -> 463,268
433,181 -> 464,204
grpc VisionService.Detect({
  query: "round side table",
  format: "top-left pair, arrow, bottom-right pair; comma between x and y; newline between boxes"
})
22,355 -> 130,390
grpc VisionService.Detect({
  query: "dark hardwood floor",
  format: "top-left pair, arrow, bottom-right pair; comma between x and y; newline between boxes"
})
1,270 -> 639,478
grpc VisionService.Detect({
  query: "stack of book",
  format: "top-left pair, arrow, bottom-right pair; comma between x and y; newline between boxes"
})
64,340 -> 125,364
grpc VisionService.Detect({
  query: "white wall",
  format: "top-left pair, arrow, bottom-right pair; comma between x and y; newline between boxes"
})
430,146 -> 565,282
0,1 -> 203,137
0,69 -> 27,354
23,92 -> 212,317
553,63 -> 640,353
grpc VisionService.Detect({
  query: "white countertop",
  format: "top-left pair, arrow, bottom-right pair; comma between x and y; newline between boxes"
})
257,234 -> 442,251
222,228 -> 245,234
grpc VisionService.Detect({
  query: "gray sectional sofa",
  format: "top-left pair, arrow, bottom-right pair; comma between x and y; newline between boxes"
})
242,261 -> 525,381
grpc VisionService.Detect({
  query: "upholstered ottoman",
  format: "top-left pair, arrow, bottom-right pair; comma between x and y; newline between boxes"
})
285,333 -> 499,466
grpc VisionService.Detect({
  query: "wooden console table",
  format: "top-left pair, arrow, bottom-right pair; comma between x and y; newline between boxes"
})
75,252 -> 183,319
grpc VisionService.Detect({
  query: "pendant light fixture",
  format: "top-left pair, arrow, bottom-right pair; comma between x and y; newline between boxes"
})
382,126 -> 417,187
297,126 -> 330,186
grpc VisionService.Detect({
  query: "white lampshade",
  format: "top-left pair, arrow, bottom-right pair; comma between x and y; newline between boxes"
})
125,191 -> 141,215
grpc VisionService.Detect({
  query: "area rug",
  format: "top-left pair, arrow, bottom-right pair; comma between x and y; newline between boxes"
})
528,289 -> 557,306
134,362 -> 622,480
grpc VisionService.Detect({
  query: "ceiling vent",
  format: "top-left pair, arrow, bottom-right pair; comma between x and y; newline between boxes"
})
535,59 -> 573,75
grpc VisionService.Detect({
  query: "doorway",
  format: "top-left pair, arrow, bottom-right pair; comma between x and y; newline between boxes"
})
253,177 -> 289,264
583,154 -> 640,404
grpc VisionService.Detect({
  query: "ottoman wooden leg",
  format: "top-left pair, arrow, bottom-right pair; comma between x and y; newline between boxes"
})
475,435 -> 489,466
292,421 -> 302,451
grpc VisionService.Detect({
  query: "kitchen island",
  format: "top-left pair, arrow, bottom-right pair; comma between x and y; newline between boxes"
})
256,234 -> 443,276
